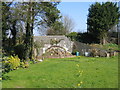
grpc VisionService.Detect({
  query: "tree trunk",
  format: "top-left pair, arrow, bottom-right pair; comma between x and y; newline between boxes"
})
24,2 -> 34,61
24,3 -> 31,61
12,22 -> 17,46
29,23 -> 34,60
100,32 -> 107,45
24,22 -> 31,61
103,37 -> 106,45
29,3 -> 34,60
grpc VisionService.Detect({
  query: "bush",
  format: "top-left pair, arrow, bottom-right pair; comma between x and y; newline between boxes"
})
20,62 -> 29,68
14,44 -> 26,60
24,62 -> 29,68
2,56 -> 10,74
3,55 -> 20,72
66,32 -> 78,41
20,62 -> 25,68
7,55 -> 20,70
72,50 -> 78,55
3,46 -> 15,56
77,32 -> 100,44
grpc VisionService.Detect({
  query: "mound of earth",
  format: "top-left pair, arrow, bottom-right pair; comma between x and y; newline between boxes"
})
41,46 -> 73,58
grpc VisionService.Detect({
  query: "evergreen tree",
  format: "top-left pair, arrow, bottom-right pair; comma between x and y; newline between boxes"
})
87,2 -> 119,44
40,2 -> 64,35
2,2 -> 12,48
2,1 -> 62,60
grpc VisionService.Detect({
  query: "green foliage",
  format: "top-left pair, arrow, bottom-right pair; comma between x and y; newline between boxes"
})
2,55 -> 20,74
20,62 -> 29,68
41,2 -> 61,27
2,56 -> 11,74
66,32 -> 78,41
47,20 -> 64,35
2,2 -> 62,62
34,41 -> 44,49
2,2 -> 12,47
3,46 -> 15,56
20,62 -> 25,68
77,32 -> 99,44
7,55 -> 20,70
66,32 -> 99,44
105,43 -> 118,47
34,41 -> 44,59
87,2 -> 119,44
14,44 -> 26,60
103,43 -> 118,50
40,2 -> 65,35
24,62 -> 29,68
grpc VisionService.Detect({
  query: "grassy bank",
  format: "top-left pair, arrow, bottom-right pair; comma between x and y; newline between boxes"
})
90,43 -> 118,50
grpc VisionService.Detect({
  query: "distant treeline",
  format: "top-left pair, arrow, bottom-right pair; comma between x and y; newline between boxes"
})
66,31 -> 118,44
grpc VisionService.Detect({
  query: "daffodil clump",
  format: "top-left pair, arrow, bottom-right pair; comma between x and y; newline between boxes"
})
76,64 -> 84,77
77,70 -> 83,77
75,63 -> 84,88
76,64 -> 79,67
8,55 -> 20,70
20,62 -> 29,68
3,55 -> 20,70
0,78 -> 2,81
77,81 -> 83,87
78,70 -> 83,76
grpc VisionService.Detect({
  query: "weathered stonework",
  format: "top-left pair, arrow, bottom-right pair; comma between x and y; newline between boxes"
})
34,35 -> 73,58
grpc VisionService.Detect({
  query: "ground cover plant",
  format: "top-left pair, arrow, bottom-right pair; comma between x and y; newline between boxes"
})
90,43 -> 118,50
2,56 -> 118,88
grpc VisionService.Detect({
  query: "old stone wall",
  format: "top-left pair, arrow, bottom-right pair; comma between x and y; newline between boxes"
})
34,35 -> 73,57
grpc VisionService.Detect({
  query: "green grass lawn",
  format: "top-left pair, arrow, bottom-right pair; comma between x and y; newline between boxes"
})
2,56 -> 118,88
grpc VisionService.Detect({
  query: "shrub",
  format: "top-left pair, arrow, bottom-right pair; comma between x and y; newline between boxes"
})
20,62 -> 25,68
14,44 -> 26,60
7,55 -> 20,70
24,62 -> 29,68
66,32 -> 78,41
3,55 -> 20,72
2,56 -> 10,74
20,62 -> 29,68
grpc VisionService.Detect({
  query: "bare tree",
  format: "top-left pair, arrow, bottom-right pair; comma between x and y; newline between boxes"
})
62,15 -> 75,34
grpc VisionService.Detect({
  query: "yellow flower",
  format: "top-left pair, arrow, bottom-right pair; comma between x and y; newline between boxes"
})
76,64 -> 79,67
77,83 -> 81,86
0,78 -> 1,80
80,81 -> 83,84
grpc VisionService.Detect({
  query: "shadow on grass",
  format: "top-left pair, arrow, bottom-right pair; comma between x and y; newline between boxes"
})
2,75 -> 11,80
59,60 -> 80,62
